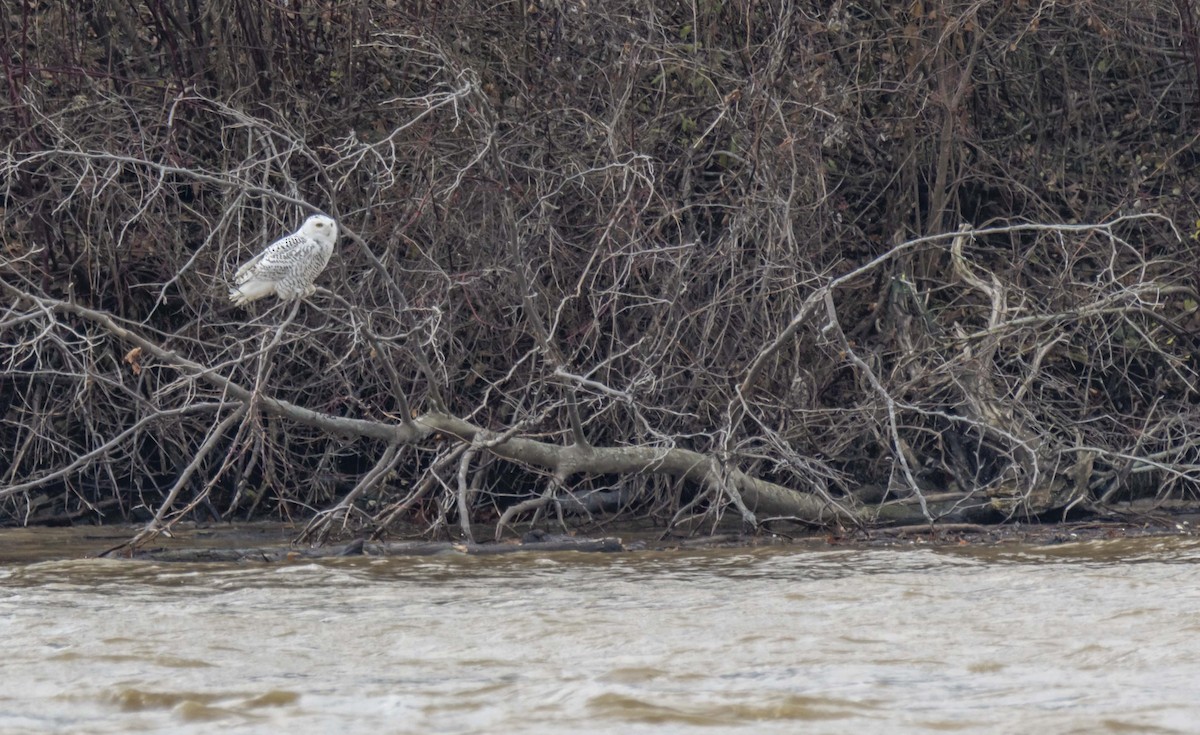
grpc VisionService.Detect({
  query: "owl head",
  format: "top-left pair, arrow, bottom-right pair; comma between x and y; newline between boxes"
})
301,214 -> 338,244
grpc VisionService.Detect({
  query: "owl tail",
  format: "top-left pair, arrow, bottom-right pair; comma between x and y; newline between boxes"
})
228,280 -> 275,306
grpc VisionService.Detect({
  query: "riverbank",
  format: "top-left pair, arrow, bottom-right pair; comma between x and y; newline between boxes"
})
4,507 -> 1199,564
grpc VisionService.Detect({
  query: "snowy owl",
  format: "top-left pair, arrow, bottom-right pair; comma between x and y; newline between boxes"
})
228,214 -> 339,306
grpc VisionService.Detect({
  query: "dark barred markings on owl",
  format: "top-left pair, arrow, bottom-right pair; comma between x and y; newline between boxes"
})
228,214 -> 339,306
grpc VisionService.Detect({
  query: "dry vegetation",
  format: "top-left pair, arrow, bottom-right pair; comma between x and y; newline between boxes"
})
4,0 -> 1200,544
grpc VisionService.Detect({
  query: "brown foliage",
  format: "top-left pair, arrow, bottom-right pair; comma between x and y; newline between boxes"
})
3,1 -> 1200,537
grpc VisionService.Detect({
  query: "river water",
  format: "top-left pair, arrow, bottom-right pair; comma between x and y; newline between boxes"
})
1,528 -> 1198,734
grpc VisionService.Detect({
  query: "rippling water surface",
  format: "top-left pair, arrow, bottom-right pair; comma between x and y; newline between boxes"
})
2,529 -> 1199,734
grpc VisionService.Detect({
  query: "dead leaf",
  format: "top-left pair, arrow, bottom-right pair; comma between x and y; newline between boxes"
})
123,347 -> 143,376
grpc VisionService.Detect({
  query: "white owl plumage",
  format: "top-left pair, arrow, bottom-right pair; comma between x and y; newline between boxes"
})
228,214 -> 339,306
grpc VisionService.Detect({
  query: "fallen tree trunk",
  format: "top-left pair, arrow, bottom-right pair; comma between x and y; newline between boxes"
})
127,536 -> 627,563
2,280 -> 880,544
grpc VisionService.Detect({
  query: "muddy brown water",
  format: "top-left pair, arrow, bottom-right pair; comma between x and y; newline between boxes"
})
2,527 -> 1199,734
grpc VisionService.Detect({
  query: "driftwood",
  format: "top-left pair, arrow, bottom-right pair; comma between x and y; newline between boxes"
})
869,523 -> 990,538
123,536 -> 626,563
